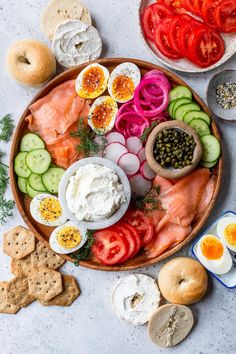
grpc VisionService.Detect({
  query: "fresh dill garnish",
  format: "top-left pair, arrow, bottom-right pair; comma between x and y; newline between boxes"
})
0,114 -> 15,142
70,118 -> 107,156
0,197 -> 15,224
132,185 -> 163,213
140,121 -> 159,143
70,230 -> 95,265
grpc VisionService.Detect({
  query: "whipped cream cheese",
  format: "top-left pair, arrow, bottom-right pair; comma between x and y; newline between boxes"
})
52,19 -> 102,68
66,163 -> 126,221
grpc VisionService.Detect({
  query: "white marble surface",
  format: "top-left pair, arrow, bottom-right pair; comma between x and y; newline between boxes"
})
0,1 -> 236,353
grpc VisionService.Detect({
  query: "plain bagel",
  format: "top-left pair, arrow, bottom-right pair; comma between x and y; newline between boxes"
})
158,257 -> 208,305
6,39 -> 56,87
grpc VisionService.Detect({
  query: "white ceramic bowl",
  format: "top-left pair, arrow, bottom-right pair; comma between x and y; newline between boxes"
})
58,157 -> 131,230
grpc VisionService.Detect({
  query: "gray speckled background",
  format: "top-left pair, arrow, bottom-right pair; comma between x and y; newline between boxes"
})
0,1 -> 236,354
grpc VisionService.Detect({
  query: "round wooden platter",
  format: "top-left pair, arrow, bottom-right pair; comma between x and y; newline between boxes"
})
10,57 -> 222,271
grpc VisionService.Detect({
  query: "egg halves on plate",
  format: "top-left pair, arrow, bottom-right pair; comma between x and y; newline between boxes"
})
217,216 -> 236,252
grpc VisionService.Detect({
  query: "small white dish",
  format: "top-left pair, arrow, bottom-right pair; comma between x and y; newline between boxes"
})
58,157 -> 131,230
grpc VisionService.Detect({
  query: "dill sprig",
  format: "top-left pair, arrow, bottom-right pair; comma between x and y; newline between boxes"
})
0,114 -> 15,142
71,119 -> 107,156
0,198 -> 15,223
70,230 -> 95,265
132,185 -> 163,213
140,121 -> 159,143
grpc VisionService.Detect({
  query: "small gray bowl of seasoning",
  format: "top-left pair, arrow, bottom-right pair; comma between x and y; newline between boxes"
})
207,69 -> 236,121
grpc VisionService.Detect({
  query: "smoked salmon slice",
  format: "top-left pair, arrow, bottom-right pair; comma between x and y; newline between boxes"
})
195,176 -> 215,220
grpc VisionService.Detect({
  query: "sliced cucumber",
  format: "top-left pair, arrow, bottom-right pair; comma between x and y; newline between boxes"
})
26,149 -> 51,174
17,177 -> 28,194
183,110 -> 211,125
189,118 -> 211,137
20,133 -> 45,152
201,159 -> 218,168
168,100 -> 177,118
26,182 -> 42,198
28,173 -> 47,192
172,98 -> 192,118
42,167 -> 65,194
200,135 -> 221,163
14,152 -> 31,178
169,85 -> 192,102
174,102 -> 201,121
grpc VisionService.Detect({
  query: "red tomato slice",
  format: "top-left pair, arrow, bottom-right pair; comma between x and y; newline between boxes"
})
92,229 -> 128,265
123,210 -> 154,247
124,223 -> 142,253
169,17 -> 184,55
155,18 -> 182,59
183,0 -> 196,13
215,0 -> 236,33
202,0 -> 219,28
179,20 -> 202,56
193,0 -> 204,15
113,223 -> 136,263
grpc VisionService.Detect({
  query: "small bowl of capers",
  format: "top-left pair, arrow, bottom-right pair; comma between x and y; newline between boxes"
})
145,121 -> 203,179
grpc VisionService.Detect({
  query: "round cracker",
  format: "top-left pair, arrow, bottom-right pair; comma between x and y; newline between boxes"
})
41,0 -> 92,40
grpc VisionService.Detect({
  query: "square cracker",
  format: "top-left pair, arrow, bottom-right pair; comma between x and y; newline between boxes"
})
0,281 -> 20,314
31,241 -> 65,269
3,226 -> 35,259
39,274 -> 80,306
6,277 -> 35,307
28,267 -> 63,302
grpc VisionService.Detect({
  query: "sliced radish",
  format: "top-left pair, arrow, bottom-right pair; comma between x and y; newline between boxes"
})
141,161 -> 156,181
103,142 -> 128,163
125,136 -> 143,154
106,132 -> 125,145
129,174 -> 151,196
137,147 -> 146,163
118,153 -> 140,176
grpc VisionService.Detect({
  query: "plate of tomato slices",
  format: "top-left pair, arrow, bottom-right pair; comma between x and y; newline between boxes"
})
139,0 -> 236,72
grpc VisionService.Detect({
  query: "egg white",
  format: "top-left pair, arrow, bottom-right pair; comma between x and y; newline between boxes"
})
49,221 -> 87,254
75,63 -> 110,99
217,216 -> 236,252
108,62 -> 141,103
196,235 -> 232,275
30,193 -> 68,226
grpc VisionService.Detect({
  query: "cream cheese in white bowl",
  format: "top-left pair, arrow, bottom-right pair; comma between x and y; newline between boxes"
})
58,157 -> 131,229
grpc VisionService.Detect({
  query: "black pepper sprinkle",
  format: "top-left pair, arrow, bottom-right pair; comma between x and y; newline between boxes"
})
216,82 -> 236,110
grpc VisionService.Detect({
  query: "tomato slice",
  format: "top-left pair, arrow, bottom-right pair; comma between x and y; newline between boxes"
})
215,0 -> 236,33
179,20 -> 202,56
183,0 -> 196,13
169,17 -> 183,55
113,223 -> 136,263
193,0 -> 204,15
124,223 -> 142,253
92,229 -> 128,265
123,210 -> 154,247
202,0 -> 219,28
155,17 -> 182,59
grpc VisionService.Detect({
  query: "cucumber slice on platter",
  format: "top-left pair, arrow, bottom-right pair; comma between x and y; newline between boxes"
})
168,100 -> 177,118
172,98 -> 192,118
26,182 -> 42,198
26,149 -> 51,174
174,102 -> 201,121
20,133 -> 45,152
42,167 -> 65,194
28,173 -> 47,192
17,177 -> 28,194
169,85 -> 192,102
200,159 -> 218,168
183,110 -> 211,125
200,135 -> 221,163
14,152 -> 31,178
189,118 -> 211,137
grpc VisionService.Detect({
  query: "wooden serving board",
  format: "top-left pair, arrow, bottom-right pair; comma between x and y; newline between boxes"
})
10,58 -> 222,271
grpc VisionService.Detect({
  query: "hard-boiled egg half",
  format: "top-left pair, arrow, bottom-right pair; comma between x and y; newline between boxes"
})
196,234 -> 232,275
49,221 -> 87,254
30,194 -> 67,226
88,95 -> 118,134
217,216 -> 236,252
75,63 -> 109,99
108,62 -> 141,103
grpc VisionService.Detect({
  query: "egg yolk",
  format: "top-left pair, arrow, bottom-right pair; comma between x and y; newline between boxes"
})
112,75 -> 135,101
80,67 -> 105,97
39,198 -> 62,221
224,223 -> 236,246
200,235 -> 224,260
91,99 -> 115,129
57,226 -> 81,249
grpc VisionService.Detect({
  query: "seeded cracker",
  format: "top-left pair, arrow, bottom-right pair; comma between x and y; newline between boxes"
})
6,277 -> 35,307
0,281 -> 20,314
31,241 -> 65,269
11,254 -> 34,277
3,226 -> 35,259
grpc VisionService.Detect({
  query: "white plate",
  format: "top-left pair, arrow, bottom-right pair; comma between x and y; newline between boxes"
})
58,157 -> 131,230
138,0 -> 236,73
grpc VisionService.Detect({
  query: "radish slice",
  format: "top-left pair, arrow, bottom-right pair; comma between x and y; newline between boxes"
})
103,142 -> 128,163
129,174 -> 152,196
125,136 -> 143,154
140,161 -> 156,181
106,132 -> 125,145
137,148 -> 146,163
118,153 -> 140,176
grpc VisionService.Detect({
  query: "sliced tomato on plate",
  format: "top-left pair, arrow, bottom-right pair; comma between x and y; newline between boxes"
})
215,0 -> 236,33
123,210 -> 154,247
113,223 -> 136,263
124,223 -> 142,252
155,17 -> 182,59
179,20 -> 202,55
202,0 -> 219,27
182,0 -> 197,13
193,0 -> 204,16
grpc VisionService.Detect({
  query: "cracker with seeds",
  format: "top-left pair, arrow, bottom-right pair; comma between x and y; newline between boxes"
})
11,254 -> 34,277
31,241 -> 65,270
6,277 -> 35,307
0,281 -> 20,314
39,274 -> 80,306
3,226 -> 35,259
28,267 -> 63,301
